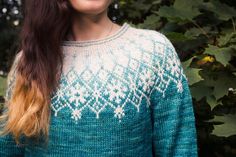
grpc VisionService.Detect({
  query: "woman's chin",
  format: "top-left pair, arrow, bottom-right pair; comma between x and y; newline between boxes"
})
69,0 -> 110,15
77,8 -> 107,15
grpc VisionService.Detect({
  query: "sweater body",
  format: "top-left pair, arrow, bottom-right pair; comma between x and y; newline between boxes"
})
0,22 -> 198,157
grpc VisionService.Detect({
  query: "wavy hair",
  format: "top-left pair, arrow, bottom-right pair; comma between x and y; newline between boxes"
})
0,0 -> 73,145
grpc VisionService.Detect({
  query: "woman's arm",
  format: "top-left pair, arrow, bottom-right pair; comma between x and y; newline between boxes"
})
150,33 -> 198,157
0,51 -> 25,157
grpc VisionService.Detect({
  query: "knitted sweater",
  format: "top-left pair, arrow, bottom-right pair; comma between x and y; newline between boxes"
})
0,22 -> 198,157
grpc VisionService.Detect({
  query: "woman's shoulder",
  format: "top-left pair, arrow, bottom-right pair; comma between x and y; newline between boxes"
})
127,25 -> 171,46
128,26 -> 188,95
127,25 -> 176,58
128,26 -> 180,64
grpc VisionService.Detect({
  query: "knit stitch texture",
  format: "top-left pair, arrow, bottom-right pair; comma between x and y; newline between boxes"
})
0,22 -> 198,157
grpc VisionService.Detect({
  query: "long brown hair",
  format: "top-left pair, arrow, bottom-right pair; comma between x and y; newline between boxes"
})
0,0 -> 72,145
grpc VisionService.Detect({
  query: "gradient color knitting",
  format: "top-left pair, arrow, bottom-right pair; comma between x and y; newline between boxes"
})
0,22 -> 198,157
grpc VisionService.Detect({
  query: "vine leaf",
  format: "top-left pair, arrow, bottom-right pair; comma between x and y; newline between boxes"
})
201,71 -> 236,100
201,0 -> 236,21
204,45 -> 233,66
212,75 -> 236,100
137,14 -> 161,29
0,76 -> 7,97
182,57 -> 203,85
184,26 -> 212,38
156,0 -> 202,23
218,32 -> 236,47
206,95 -> 221,109
190,81 -> 213,101
208,114 -> 236,137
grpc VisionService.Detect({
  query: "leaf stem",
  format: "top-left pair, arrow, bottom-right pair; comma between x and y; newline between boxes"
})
191,21 -> 210,39
231,18 -> 236,32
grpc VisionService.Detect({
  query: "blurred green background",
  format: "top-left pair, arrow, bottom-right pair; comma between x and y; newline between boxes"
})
1,0 -> 236,156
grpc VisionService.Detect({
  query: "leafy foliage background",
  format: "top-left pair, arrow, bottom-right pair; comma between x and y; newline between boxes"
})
1,0 -> 236,156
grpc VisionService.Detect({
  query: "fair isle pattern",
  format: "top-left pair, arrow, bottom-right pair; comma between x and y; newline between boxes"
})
50,23 -> 186,123
1,22 -> 198,157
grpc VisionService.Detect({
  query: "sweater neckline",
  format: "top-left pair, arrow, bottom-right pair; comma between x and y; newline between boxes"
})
61,22 -> 130,47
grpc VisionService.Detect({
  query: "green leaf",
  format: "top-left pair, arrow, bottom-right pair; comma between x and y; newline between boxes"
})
165,32 -> 194,42
206,95 -> 221,109
184,27 -> 211,38
190,81 -> 213,101
212,76 -> 236,100
0,76 -> 7,97
209,114 -> 236,137
204,45 -> 233,66
137,14 -> 161,30
200,70 -> 236,100
185,68 -> 203,86
122,0 -> 152,19
155,6 -> 185,23
182,57 -> 203,85
156,0 -> 202,22
218,32 -> 236,47
201,0 -> 236,21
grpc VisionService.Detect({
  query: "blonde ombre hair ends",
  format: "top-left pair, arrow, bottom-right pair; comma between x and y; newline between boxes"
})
0,0 -> 72,145
0,51 -> 51,145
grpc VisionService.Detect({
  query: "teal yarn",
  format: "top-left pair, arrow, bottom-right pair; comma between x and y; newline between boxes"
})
0,22 -> 198,157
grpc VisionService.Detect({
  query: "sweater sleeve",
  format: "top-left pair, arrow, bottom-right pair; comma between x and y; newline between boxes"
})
150,33 -> 198,157
0,51 -> 25,157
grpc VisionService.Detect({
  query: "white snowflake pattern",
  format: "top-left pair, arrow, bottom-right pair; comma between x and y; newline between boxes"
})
68,83 -> 89,107
138,68 -> 155,92
71,109 -> 82,121
114,105 -> 125,121
104,79 -> 128,104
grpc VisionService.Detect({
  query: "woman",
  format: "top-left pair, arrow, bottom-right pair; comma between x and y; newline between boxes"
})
0,0 -> 198,156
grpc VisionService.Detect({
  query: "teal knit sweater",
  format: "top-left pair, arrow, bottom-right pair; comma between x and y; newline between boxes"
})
0,22 -> 198,157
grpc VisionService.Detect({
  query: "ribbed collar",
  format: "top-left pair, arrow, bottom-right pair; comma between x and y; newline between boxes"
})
61,22 -> 130,47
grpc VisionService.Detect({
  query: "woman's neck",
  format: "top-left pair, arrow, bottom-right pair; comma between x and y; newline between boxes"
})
67,11 -> 121,42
